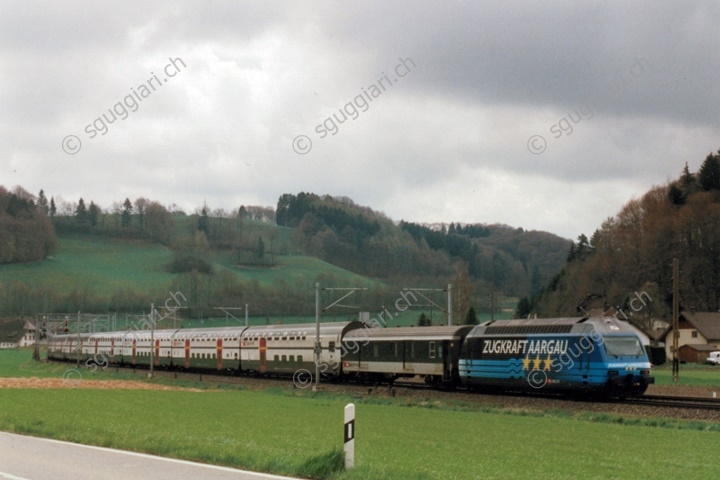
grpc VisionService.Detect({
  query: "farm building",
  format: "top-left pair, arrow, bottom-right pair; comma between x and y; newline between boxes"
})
661,310 -> 720,362
0,318 -> 28,349
677,344 -> 719,364
19,318 -> 37,347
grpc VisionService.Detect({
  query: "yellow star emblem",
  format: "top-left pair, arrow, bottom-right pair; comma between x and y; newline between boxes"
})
532,355 -> 542,370
522,356 -> 532,370
543,355 -> 553,371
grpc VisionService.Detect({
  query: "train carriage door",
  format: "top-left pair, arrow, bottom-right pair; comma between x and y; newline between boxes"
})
132,339 -> 137,366
402,341 -> 407,370
259,338 -> 267,373
110,339 -> 114,361
216,338 -> 223,370
94,339 -> 98,356
184,339 -> 190,368
358,339 -> 365,369
154,339 -> 160,367
441,341 -> 451,381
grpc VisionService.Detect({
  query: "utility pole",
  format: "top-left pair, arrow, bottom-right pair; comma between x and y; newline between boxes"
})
150,303 -> 154,379
672,258 -> 679,383
33,314 -> 40,361
491,286 -> 495,321
314,283 -> 320,392
76,311 -> 81,366
447,284 -> 452,326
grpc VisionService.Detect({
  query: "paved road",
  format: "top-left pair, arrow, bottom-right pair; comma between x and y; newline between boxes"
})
0,432 -> 298,480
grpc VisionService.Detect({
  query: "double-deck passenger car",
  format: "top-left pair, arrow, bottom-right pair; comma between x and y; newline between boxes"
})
241,321 -> 361,377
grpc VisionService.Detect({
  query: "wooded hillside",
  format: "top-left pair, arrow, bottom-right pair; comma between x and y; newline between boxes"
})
0,186 -> 56,263
276,192 -> 570,297
525,149 -> 720,324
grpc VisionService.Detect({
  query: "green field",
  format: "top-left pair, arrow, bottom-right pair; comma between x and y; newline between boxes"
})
2,350 -> 720,479
214,250 -> 376,288
0,235 -> 175,296
0,232 -> 375,295
652,363 -> 720,387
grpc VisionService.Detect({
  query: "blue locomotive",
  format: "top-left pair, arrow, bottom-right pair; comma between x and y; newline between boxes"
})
458,316 -> 654,396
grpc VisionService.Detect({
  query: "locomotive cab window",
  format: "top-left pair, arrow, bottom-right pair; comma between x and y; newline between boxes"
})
604,337 -> 644,357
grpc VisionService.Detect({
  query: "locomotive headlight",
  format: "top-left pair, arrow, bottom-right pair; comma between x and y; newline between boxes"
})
640,370 -> 650,375
608,370 -> 619,376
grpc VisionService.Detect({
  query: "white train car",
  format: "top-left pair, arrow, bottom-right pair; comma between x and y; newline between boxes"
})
173,327 -> 246,371
240,321 -> 362,378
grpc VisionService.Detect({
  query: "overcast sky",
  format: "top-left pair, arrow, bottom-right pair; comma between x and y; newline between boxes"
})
2,1 -> 719,239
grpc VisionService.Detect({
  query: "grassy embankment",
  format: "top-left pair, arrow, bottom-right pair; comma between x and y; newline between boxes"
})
1,350 -> 720,479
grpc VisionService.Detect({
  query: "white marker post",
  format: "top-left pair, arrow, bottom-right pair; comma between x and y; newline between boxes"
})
344,403 -> 355,469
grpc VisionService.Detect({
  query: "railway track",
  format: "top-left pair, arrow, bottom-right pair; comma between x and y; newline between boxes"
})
624,394 -> 720,411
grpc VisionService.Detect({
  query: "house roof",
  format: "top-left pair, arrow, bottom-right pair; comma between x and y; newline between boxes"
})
0,318 -> 26,344
659,310 -> 720,342
681,311 -> 720,341
678,343 -> 719,352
